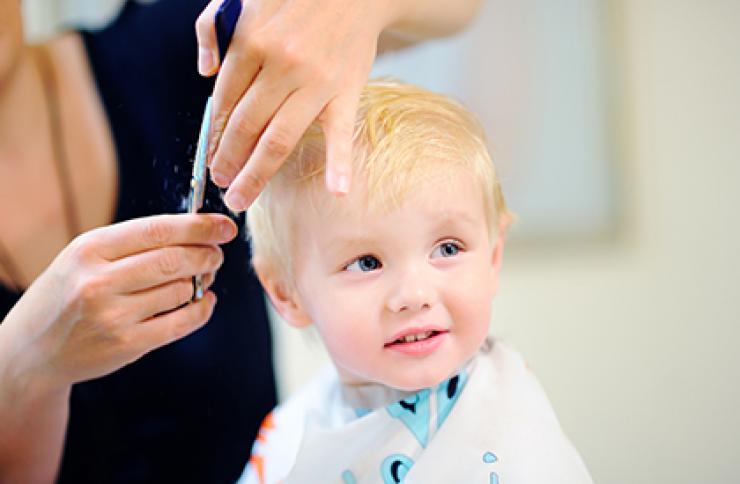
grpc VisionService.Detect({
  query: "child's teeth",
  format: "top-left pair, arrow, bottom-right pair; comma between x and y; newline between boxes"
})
400,331 -> 433,343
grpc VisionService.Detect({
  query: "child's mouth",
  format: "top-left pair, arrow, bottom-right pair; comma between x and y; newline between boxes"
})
384,330 -> 449,356
388,330 -> 442,345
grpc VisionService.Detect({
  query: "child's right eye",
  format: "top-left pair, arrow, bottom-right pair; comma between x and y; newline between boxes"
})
344,255 -> 382,273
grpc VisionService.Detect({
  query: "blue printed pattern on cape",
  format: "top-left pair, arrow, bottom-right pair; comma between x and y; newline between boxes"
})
237,341 -> 594,484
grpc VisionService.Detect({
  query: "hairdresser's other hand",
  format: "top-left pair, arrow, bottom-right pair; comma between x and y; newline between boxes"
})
0,213 -> 234,392
195,0 -> 401,211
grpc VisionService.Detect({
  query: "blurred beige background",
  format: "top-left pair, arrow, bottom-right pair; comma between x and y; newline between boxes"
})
25,0 -> 740,482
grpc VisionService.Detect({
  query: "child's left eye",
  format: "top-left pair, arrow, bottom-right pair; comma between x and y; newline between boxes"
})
431,241 -> 462,258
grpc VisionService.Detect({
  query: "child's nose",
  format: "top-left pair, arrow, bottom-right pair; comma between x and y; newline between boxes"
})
387,267 -> 438,313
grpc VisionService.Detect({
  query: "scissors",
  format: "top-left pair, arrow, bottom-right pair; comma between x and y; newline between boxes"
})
189,0 -> 242,300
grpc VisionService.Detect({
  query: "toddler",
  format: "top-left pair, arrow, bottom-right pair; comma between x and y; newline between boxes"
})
239,80 -> 593,483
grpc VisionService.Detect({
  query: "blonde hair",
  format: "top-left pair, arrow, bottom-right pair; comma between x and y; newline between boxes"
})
247,79 -> 509,281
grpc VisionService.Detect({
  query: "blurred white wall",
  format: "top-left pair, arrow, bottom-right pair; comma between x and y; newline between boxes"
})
23,0 -> 155,41
272,1 -> 740,483
372,0 -> 616,240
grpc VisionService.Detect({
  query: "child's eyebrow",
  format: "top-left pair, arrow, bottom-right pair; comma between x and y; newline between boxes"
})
324,236 -> 379,256
430,211 -> 480,233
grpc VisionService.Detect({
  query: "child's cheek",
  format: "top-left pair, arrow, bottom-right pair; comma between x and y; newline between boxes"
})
317,314 -> 368,363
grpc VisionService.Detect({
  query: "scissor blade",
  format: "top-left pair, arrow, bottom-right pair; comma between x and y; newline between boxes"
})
189,96 -> 213,214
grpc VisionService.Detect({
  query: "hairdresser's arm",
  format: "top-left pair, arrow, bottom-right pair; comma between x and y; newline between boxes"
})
195,0 -> 482,212
0,214 -> 234,483
378,0 -> 484,49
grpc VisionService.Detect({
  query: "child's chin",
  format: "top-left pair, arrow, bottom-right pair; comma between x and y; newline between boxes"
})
387,369 -> 452,392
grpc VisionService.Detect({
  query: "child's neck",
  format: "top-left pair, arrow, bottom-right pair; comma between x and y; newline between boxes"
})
336,353 -> 480,412
339,380 -> 418,411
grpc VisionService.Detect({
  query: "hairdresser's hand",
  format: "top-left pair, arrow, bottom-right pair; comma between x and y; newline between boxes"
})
195,0 -> 401,211
0,213 -> 234,391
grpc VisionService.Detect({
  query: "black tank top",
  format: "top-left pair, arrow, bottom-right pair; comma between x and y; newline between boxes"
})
0,1 -> 276,482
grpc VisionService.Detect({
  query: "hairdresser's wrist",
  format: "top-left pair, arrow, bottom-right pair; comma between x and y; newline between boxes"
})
0,329 -> 70,484
379,0 -> 481,41
0,326 -> 71,411
376,0 -> 406,30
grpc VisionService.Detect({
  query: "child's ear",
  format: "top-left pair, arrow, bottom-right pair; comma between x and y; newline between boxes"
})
254,261 -> 312,328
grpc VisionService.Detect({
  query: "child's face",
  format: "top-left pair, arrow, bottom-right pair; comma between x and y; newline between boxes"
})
273,169 -> 504,391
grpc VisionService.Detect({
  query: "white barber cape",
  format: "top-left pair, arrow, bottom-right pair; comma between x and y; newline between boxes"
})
237,340 -> 593,484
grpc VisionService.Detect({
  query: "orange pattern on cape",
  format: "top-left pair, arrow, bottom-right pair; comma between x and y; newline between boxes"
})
248,412 -> 275,484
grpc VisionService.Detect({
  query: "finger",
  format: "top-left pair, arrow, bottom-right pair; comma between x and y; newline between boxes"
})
133,291 -> 217,352
202,272 -> 216,291
90,213 -> 237,261
121,272 -> 217,326
320,89 -> 361,196
195,0 -> 223,76
223,87 -> 329,211
126,271 -> 212,321
208,23 -> 262,166
110,245 -> 224,294
210,72 -> 297,188
128,278 -> 197,321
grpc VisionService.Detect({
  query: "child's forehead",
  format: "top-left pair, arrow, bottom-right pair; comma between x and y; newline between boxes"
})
299,166 -> 482,222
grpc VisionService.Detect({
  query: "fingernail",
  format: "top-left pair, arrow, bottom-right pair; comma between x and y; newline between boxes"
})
211,247 -> 224,265
198,47 -> 216,75
221,221 -> 236,240
224,191 -> 247,212
211,170 -> 231,188
336,174 -> 349,194
327,170 -> 349,195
